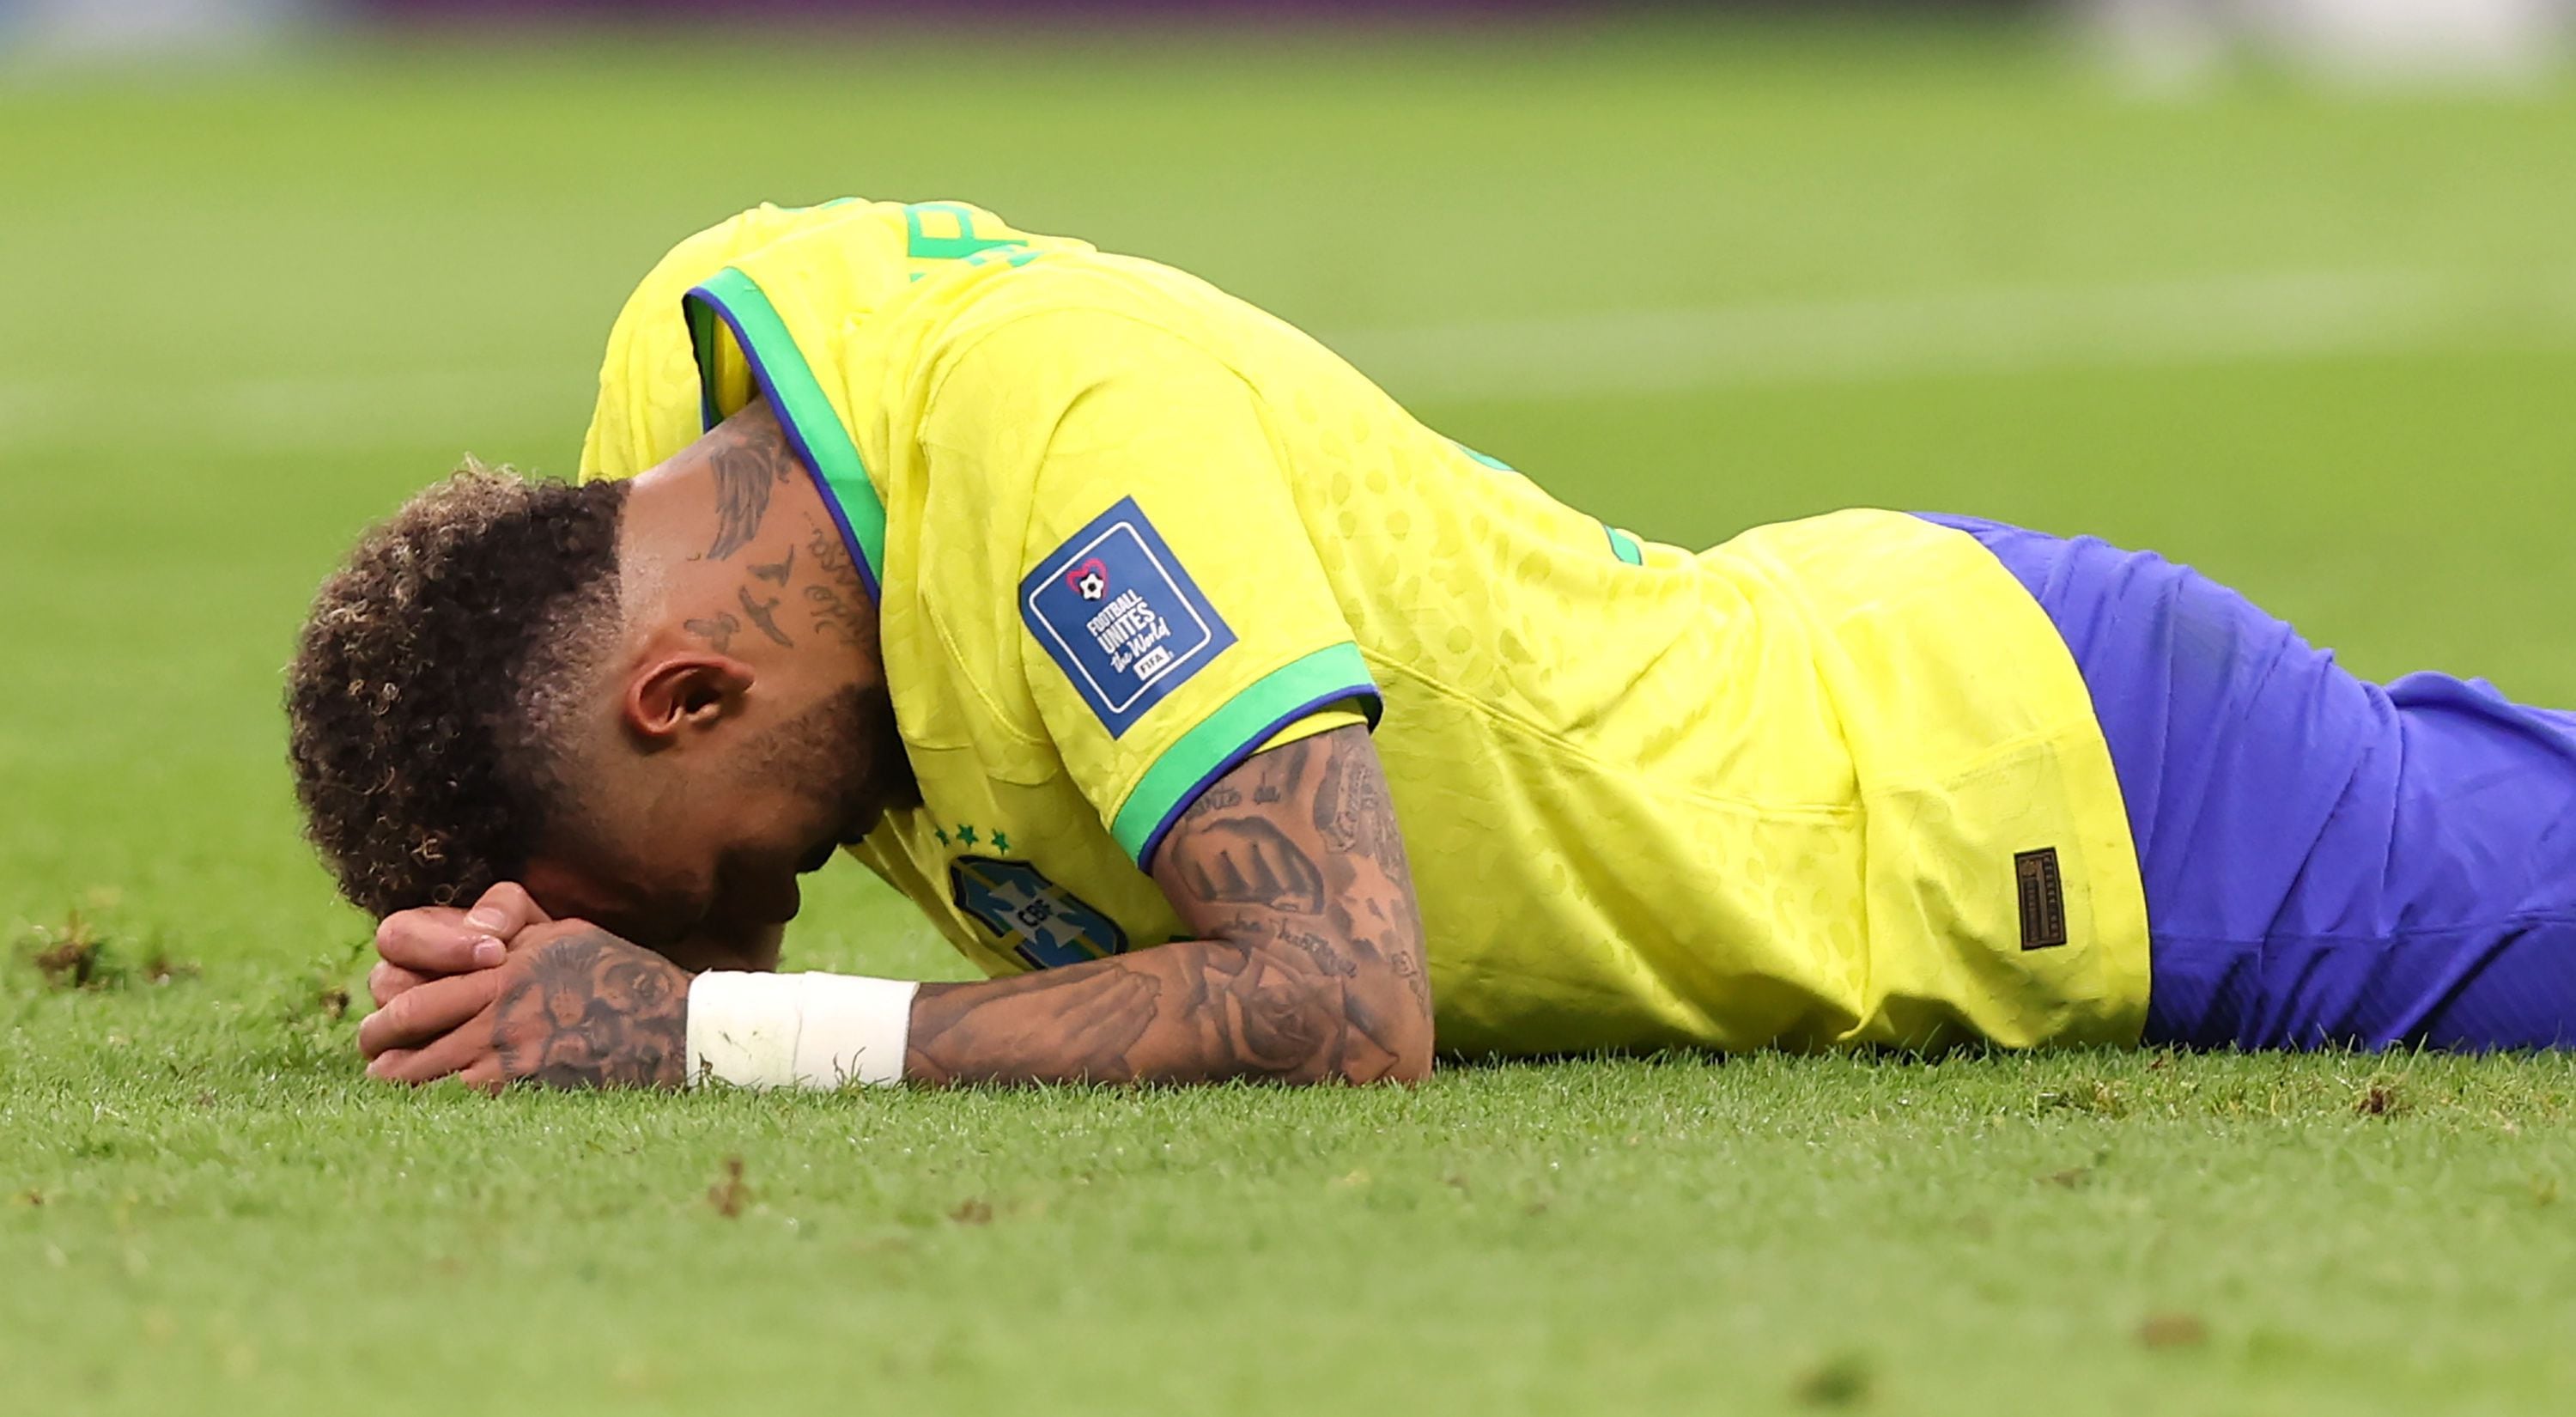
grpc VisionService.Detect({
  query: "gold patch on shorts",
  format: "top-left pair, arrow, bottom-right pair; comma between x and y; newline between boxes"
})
2015,848 -> 2069,951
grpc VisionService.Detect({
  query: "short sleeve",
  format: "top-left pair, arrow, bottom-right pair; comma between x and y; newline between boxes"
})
578,278 -> 704,483
1257,703 -> 1369,754
577,206 -> 811,483
922,308 -> 1382,869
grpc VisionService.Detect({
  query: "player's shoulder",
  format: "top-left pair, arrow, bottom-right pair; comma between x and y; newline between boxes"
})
583,200 -> 916,480
914,253 -> 1247,417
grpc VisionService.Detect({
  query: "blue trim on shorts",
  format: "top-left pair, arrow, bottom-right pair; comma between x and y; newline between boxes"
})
1923,513 -> 2576,1051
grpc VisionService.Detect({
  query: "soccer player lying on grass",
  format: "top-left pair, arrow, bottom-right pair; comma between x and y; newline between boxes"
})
289,199 -> 2576,1092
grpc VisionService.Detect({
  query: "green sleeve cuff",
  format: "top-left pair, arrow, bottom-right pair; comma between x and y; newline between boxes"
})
1111,642 -> 1382,867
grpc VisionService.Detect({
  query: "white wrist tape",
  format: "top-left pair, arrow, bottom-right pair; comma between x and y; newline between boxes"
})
685,971 -> 919,1090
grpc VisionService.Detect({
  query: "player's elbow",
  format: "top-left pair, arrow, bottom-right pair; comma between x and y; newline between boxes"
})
1222,931 -> 1431,1086
1234,958 -> 1430,1085
1363,1040 -> 1435,1086
1334,968 -> 1435,1086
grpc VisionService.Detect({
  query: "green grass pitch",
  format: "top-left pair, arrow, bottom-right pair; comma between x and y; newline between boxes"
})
6,20 -> 2576,1414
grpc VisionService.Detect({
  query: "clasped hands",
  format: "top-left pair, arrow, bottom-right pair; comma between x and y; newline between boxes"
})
357,884 -> 698,1092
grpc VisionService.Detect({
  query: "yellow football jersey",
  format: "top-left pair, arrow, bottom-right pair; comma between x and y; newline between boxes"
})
581,198 -> 2151,1055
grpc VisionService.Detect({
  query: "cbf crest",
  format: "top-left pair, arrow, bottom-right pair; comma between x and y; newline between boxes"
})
948,856 -> 1130,970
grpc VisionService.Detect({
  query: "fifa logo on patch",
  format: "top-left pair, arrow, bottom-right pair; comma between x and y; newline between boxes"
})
1021,496 -> 1236,738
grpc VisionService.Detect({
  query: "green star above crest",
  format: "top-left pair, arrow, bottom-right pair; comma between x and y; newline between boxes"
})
956,824 -> 979,848
990,830 -> 1011,854
933,824 -> 950,847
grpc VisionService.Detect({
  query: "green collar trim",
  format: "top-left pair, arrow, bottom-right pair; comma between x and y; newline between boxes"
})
681,266 -> 887,599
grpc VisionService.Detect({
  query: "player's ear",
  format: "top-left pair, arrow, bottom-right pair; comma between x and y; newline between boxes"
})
623,654 -> 756,747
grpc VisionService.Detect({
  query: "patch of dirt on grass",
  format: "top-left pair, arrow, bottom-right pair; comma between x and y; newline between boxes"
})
140,950 -> 199,986
2356,1079 -> 2409,1117
2138,1312 -> 2209,1349
2034,1080 -> 2130,1118
14,911 -> 196,992
706,1156 -> 750,1218
19,912 -> 117,989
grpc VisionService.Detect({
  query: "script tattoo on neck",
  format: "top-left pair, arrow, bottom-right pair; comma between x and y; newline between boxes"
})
906,726 -> 1433,1086
803,517 -> 871,649
489,929 -> 689,1090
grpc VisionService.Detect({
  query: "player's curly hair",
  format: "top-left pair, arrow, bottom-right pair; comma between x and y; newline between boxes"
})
286,464 -> 632,918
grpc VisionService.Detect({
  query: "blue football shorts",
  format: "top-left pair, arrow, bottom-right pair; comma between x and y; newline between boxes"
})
1925,514 -> 2576,1051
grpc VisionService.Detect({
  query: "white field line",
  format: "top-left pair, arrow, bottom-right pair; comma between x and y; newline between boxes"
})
3,267 -> 2572,452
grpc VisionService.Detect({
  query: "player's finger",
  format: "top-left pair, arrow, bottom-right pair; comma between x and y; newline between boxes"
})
358,969 -> 506,1059
374,906 -> 507,977
368,960 -> 430,1007
462,881 -> 550,940
377,1013 -> 500,1087
455,1059 -> 510,1097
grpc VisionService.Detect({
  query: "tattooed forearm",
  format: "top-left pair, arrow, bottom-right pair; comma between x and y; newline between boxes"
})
912,966 -> 1165,1082
1269,920 -> 1359,978
905,726 -> 1432,1086
736,584 -> 795,648
489,928 -> 690,1090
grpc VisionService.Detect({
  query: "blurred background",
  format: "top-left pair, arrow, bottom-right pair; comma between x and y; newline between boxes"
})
3,9 -> 2573,1408
3,0 -> 2573,949
9,1 -> 2575,71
